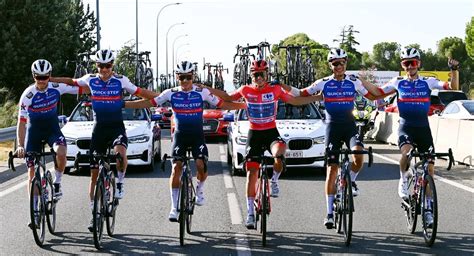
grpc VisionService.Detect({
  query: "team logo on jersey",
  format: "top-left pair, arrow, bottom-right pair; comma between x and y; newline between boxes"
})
52,83 -> 59,88
262,93 -> 274,102
20,103 -> 26,110
26,92 -> 34,99
195,87 -> 203,92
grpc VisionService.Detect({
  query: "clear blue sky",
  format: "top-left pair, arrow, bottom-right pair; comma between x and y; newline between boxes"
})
83,0 -> 472,83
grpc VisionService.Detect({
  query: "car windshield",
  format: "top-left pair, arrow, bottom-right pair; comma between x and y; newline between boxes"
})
462,101 -> 474,115
69,102 -> 149,121
239,101 -> 322,120
438,91 -> 468,105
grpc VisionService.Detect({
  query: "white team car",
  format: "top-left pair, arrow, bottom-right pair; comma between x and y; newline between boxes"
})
61,100 -> 162,172
226,101 -> 326,175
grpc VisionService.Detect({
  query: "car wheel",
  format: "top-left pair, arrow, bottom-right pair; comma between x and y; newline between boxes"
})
156,139 -> 162,162
64,167 -> 71,174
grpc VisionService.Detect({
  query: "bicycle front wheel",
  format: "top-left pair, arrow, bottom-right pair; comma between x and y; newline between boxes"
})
261,177 -> 268,247
341,173 -> 353,246
93,180 -> 105,249
405,173 -> 418,234
30,177 -> 46,246
186,178 -> 194,234
179,179 -> 187,246
421,174 -> 438,247
106,172 -> 117,237
45,171 -> 56,234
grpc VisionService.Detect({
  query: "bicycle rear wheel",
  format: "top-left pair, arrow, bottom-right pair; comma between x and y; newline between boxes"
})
421,174 -> 438,247
335,175 -> 343,234
179,178 -> 187,246
93,181 -> 105,249
405,174 -> 418,234
30,177 -> 46,246
106,172 -> 117,236
261,177 -> 268,247
341,173 -> 353,246
45,171 -> 56,234
186,177 -> 194,234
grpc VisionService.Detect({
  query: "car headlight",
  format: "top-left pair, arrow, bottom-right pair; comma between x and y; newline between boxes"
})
128,135 -> 150,144
65,137 -> 76,145
235,136 -> 247,145
312,136 -> 325,144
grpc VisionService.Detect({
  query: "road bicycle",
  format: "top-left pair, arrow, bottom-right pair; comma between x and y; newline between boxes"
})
161,150 -> 196,246
401,147 -> 454,247
65,52 -> 95,79
75,148 -> 122,249
203,63 -> 213,87
233,44 -> 255,86
129,51 -> 154,90
325,146 -> 373,246
8,143 -> 58,247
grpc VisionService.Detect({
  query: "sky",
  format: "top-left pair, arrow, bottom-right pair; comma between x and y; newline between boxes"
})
82,0 -> 473,86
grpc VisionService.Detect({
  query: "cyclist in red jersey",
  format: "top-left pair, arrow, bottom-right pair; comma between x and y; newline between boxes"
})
199,60 -> 321,228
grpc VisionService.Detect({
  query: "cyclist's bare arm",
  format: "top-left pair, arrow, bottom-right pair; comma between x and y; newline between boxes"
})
358,76 -> 384,100
196,84 -> 233,101
15,120 -> 26,158
50,77 -> 74,85
448,58 -> 459,90
124,99 -> 153,109
286,95 -> 322,105
136,88 -> 160,99
221,101 -> 246,110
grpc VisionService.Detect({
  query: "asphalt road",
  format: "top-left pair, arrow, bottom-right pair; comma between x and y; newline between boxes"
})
1,130 -> 473,255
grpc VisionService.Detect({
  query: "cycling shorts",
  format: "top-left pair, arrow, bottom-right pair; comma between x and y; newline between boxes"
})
171,131 -> 208,161
325,122 -> 364,164
398,124 -> 435,154
25,122 -> 65,167
90,122 -> 128,168
245,128 -> 285,162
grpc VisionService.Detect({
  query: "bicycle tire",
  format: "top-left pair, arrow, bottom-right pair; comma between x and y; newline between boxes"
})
45,171 -> 56,234
106,172 -> 117,237
341,173 -> 353,246
421,174 -> 438,247
179,174 -> 187,246
335,175 -> 343,234
186,175 -> 194,234
406,173 -> 418,234
261,175 -> 268,247
30,177 -> 46,246
93,180 -> 105,249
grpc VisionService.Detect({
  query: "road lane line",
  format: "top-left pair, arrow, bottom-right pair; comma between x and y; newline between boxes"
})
235,233 -> 251,256
0,179 -> 28,198
227,192 -> 242,224
219,145 -> 226,155
373,153 -> 474,193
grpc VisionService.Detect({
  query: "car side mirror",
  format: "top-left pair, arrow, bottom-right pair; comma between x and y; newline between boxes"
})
223,113 -> 234,122
151,114 -> 162,121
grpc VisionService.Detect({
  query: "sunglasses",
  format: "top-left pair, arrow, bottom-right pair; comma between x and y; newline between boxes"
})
34,75 -> 50,81
401,60 -> 419,67
178,74 -> 193,81
97,63 -> 113,69
331,61 -> 346,67
252,72 -> 266,78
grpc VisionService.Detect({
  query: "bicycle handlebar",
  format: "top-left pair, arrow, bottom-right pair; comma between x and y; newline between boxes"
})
325,146 -> 373,167
407,148 -> 454,171
8,149 -> 57,172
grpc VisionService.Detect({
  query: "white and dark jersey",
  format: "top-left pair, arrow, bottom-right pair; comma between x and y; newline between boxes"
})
19,82 -> 80,125
151,85 -> 223,134
74,74 -> 140,123
301,74 -> 369,123
381,76 -> 448,127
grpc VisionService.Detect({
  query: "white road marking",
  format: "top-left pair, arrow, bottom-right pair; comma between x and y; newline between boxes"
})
0,179 -> 28,198
373,152 -> 474,193
219,145 -> 226,155
227,192 -> 242,224
235,233 -> 252,256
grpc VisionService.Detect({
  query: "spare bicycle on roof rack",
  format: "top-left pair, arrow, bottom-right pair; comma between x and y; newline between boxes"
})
277,44 -> 315,89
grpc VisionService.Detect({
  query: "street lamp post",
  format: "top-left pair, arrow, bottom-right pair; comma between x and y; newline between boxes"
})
156,2 -> 181,84
166,22 -> 185,81
173,43 -> 189,86
172,34 -> 188,73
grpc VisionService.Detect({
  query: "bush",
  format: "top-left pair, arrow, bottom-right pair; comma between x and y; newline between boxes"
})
0,88 -> 18,128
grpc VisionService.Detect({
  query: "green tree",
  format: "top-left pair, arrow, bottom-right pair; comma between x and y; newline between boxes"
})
334,25 -> 362,68
466,17 -> 474,59
371,42 -> 400,70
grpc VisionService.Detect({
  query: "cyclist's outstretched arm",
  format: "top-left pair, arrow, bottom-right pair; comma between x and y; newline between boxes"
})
221,101 -> 246,110
196,83 -> 233,101
50,77 -> 74,85
124,99 -> 154,109
135,88 -> 160,99
448,58 -> 459,90
358,76 -> 384,100
286,95 -> 322,105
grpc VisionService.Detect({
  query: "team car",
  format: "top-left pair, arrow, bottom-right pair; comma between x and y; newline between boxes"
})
226,101 -> 326,175
61,100 -> 162,172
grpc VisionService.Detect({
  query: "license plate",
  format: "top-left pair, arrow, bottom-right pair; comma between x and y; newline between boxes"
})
285,150 -> 303,158
203,125 -> 212,131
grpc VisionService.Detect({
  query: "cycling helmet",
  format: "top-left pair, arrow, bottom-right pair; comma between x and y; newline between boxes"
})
95,49 -> 115,63
31,59 -> 52,75
400,48 -> 420,60
327,48 -> 348,62
176,61 -> 195,74
250,60 -> 268,72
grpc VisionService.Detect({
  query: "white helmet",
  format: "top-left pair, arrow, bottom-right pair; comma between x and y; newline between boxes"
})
327,48 -> 348,62
95,49 -> 115,63
31,59 -> 52,75
400,48 -> 420,60
176,61 -> 195,74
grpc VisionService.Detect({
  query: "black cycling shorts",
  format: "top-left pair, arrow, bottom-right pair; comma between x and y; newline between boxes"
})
398,124 -> 435,154
171,130 -> 208,161
325,122 -> 364,164
90,122 -> 128,168
25,121 -> 65,167
245,128 -> 285,162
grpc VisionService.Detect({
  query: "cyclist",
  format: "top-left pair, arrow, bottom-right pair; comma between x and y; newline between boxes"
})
16,59 -> 87,226
281,48 -> 381,228
361,48 -> 459,227
124,61 -> 246,222
197,60 -> 322,228
51,49 -> 158,231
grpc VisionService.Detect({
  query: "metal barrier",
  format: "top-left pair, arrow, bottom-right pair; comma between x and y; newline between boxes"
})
0,126 -> 15,143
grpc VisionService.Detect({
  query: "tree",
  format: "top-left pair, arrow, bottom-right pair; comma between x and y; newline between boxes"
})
334,25 -> 362,67
371,42 -> 400,71
465,17 -> 474,59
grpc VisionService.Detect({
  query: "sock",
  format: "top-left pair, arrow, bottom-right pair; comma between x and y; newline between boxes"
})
171,188 -> 179,209
54,170 -> 63,184
326,195 -> 335,215
34,196 -> 39,211
426,196 -> 432,210
400,171 -> 408,181
89,200 -> 94,211
247,197 -> 255,215
350,170 -> 358,182
271,170 -> 281,183
196,180 -> 205,195
117,171 -> 125,183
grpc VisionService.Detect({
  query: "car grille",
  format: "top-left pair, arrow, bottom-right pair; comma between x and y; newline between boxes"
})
203,119 -> 219,133
76,139 -> 91,150
288,139 -> 312,150
286,157 -> 322,165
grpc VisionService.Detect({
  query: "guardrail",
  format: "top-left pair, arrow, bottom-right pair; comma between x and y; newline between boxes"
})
0,126 -> 16,143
